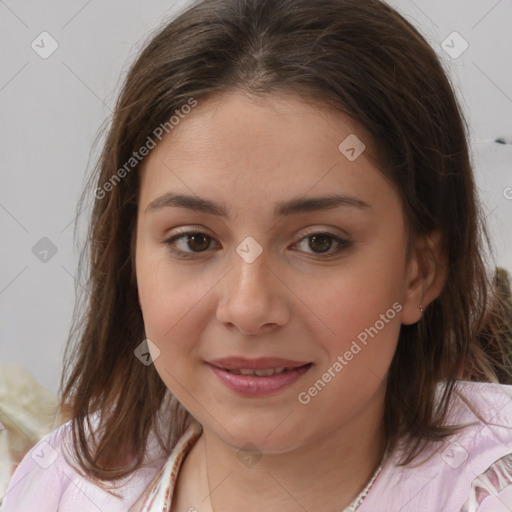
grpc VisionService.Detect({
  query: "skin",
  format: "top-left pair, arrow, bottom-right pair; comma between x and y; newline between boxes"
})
135,89 -> 446,512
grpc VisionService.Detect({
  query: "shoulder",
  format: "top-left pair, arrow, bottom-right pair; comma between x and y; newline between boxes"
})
461,451 -> 512,511
448,380 -> 512,426
451,381 -> 512,511
361,380 -> 512,512
0,418 -> 165,512
0,419 -> 72,511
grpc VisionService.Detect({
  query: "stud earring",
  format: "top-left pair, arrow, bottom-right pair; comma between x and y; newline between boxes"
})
419,304 -> 424,313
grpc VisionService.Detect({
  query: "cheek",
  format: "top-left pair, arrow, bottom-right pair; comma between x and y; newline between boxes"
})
136,245 -> 184,340
135,244 -> 216,357
136,255 -> 206,396
310,264 -> 403,343
307,243 -> 405,373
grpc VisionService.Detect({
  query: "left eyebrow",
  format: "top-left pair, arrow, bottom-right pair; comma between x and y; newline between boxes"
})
144,192 -> 372,217
275,194 -> 372,216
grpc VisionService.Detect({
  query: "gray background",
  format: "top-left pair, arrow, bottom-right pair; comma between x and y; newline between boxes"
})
1,0 -> 511,395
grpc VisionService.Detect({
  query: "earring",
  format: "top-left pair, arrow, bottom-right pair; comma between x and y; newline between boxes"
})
419,304 -> 424,313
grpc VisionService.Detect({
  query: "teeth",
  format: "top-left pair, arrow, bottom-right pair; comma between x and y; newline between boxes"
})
229,367 -> 288,376
254,368 -> 283,376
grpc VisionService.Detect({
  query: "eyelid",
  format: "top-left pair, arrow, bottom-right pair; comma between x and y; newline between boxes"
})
291,231 -> 352,257
298,225 -> 349,240
162,226 -> 352,259
163,228 -> 219,259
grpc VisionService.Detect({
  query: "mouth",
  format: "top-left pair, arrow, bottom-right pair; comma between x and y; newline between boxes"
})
206,358 -> 313,396
208,356 -> 312,370
221,366 -> 309,376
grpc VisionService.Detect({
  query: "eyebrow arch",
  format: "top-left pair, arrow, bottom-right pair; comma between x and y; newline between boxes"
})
145,192 -> 372,217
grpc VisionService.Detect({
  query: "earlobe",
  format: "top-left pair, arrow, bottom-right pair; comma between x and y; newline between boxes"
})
400,230 -> 447,325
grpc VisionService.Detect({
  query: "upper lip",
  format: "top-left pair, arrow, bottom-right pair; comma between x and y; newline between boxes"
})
208,357 -> 311,370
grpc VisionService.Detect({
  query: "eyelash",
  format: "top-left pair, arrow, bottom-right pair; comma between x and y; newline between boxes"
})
163,230 -> 352,259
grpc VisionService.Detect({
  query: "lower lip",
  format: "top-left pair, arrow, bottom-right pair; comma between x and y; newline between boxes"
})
208,363 -> 313,396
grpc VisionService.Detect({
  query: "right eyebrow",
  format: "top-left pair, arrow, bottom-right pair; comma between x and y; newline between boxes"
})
145,192 -> 228,216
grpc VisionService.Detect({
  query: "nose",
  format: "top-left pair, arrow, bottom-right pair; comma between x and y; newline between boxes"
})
215,248 -> 291,335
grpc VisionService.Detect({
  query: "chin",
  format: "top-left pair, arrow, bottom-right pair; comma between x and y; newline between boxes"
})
206,414 -> 312,454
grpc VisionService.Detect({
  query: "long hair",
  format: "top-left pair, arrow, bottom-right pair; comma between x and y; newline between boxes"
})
59,0 -> 512,483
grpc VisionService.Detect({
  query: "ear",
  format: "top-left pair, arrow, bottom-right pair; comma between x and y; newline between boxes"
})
400,230 -> 447,325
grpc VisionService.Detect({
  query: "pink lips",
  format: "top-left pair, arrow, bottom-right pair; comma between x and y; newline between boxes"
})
209,357 -> 311,370
207,357 -> 313,396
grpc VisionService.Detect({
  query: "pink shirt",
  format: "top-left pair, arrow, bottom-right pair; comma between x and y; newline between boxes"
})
2,380 -> 512,511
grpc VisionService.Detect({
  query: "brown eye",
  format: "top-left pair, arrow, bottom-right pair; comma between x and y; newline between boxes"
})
164,231 -> 218,258
184,233 -> 211,252
293,232 -> 352,257
308,234 -> 333,253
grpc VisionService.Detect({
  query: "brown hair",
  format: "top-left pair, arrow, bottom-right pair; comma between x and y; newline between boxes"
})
59,0 -> 512,483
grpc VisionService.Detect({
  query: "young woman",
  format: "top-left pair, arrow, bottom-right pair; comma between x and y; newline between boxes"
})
2,1 -> 512,511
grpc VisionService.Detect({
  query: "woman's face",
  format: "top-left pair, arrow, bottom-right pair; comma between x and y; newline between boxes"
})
135,89 -> 433,452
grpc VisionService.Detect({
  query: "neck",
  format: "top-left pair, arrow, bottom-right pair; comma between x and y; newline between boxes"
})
177,385 -> 388,512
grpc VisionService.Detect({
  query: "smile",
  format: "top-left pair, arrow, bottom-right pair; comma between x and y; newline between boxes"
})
224,367 -> 289,376
207,361 -> 313,396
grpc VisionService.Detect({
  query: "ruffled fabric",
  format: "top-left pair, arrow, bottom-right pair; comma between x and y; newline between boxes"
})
461,452 -> 512,511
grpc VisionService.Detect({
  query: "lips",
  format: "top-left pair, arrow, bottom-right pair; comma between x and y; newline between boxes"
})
207,357 -> 313,396
208,357 -> 311,371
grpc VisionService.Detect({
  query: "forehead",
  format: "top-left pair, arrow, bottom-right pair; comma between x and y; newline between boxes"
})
138,89 -> 392,210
